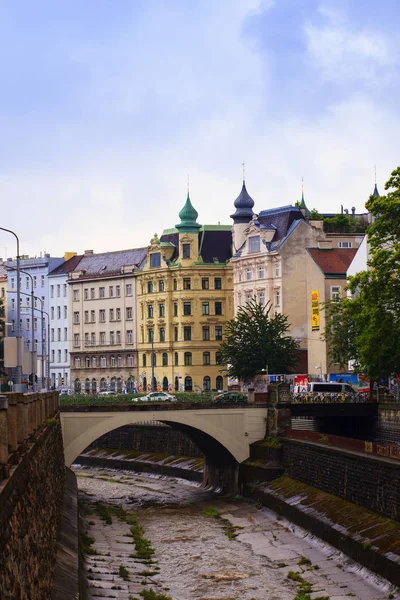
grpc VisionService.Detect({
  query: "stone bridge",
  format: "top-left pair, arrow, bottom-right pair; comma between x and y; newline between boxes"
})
60,403 -> 268,492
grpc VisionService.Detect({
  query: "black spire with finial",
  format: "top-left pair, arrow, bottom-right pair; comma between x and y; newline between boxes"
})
372,165 -> 380,197
230,161 -> 255,224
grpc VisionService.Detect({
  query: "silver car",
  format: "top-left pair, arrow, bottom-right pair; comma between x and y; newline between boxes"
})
133,391 -> 177,403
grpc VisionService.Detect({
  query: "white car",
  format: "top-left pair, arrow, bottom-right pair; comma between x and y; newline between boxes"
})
133,391 -> 177,403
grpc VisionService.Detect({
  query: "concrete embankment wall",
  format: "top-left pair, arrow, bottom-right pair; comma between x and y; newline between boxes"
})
0,415 -> 66,599
89,423 -> 204,458
282,438 -> 400,521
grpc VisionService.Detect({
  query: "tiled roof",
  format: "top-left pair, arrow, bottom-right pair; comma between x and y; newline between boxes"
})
73,248 -> 147,277
257,205 -> 306,244
49,254 -> 83,276
307,248 -> 358,275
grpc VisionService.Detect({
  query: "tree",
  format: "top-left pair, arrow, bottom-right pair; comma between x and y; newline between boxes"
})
219,299 -> 299,381
324,166 -> 400,382
308,208 -> 323,220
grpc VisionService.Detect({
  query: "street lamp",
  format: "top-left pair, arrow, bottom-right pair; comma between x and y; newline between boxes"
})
0,227 -> 21,387
150,328 -> 155,392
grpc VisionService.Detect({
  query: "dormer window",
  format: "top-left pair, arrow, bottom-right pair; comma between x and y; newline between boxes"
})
182,243 -> 191,259
150,252 -> 161,268
249,235 -> 260,253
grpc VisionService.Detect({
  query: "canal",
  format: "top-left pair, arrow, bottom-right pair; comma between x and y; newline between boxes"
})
76,465 -> 397,600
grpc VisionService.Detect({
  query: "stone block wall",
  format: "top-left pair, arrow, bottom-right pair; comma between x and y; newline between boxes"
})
90,424 -> 204,458
0,418 -> 66,599
282,439 -> 400,521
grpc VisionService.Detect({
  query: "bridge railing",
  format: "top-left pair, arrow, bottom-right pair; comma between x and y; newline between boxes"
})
290,392 -> 372,404
0,391 -> 59,481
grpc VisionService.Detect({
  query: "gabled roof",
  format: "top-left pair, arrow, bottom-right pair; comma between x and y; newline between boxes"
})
257,205 -> 306,245
49,254 -> 84,276
160,226 -> 232,264
307,248 -> 358,276
72,248 -> 147,278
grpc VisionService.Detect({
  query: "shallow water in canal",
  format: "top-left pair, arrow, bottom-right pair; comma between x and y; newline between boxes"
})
75,465 -> 399,600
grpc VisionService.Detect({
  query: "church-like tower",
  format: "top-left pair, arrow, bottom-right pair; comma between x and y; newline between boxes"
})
230,180 -> 255,252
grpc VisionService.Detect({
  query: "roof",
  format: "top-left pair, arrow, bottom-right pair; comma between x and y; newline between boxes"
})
230,181 -> 255,224
176,194 -> 201,233
72,248 -> 147,278
307,248 -> 358,276
49,254 -> 84,276
160,228 -> 232,264
257,205 -> 306,247
0,265 -> 7,279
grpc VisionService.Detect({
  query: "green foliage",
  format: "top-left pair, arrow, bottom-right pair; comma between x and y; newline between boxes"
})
324,166 -> 400,381
219,299 -> 299,380
308,208 -> 323,220
323,212 -> 367,233
201,506 -> 220,518
127,518 -> 155,559
118,565 -> 130,581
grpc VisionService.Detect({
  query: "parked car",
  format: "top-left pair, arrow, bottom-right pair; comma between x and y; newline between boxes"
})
98,391 -> 117,396
212,391 -> 248,403
133,391 -> 177,403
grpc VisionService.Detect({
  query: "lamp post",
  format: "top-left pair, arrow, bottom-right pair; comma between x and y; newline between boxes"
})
151,329 -> 155,392
0,227 -> 21,386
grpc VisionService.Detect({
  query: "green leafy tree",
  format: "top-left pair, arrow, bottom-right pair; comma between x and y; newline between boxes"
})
308,208 -> 323,220
219,298 -> 299,381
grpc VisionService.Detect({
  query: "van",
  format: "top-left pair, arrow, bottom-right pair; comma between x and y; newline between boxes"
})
307,382 -> 356,395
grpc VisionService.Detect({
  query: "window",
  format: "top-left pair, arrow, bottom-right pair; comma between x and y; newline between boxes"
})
51,328 -> 55,342
159,304 -> 165,318
215,326 -> 223,340
110,331 -> 115,345
202,302 -> 209,316
202,278 -> 209,290
173,303 -> 178,317
159,280 -> 164,292
148,304 -> 154,318
64,327 -> 67,341
41,275 -> 45,287
184,352 -> 192,366
216,351 -> 222,365
90,288 -> 95,299
258,265 -> 264,279
160,327 -> 165,342
85,333 -> 89,345
109,308 -> 115,321
174,352 -> 178,366
183,302 -> 191,316
147,281 -> 153,293
109,286 -> 114,297
275,262 -> 280,277
116,285 -> 121,297
339,241 -> 352,248
50,285 -> 54,297
26,318 -> 30,331
26,339 -> 30,350
74,334 -> 80,347
275,289 -> 281,307
174,327 -> 178,341
143,354 -> 147,367
11,278 -> 15,289
34,339 -> 38,350
100,332 -> 106,345
214,277 -> 222,290
215,302 -> 222,315
57,284 -> 60,297
26,297 -> 30,307
203,326 -> 210,341
73,312 -> 80,324
249,235 -> 260,253
75,357 -> 81,368
51,307 -> 54,319
91,332 -> 95,345
150,253 -> 161,268
90,310 -> 95,322
64,284 -> 67,297
101,356 -> 106,368
57,328 -> 61,341
203,376 -> 211,391
173,279 -> 177,291
64,350 -> 68,362
58,350 -> 61,363
127,330 -> 133,344
246,268 -> 253,281
126,284 -> 132,296
127,355 -> 134,367
99,309 -> 105,322
64,306 -> 67,318
203,352 -> 210,365
162,352 -> 168,366
116,331 -> 121,344
331,286 -> 341,300
184,326 -> 191,341
11,320 -> 15,332
216,375 -> 223,390
85,356 -> 90,368
73,289 -> 79,301
148,328 -> 154,343
246,293 -> 252,304
57,306 -> 61,319
259,291 -> 265,305
182,244 -> 190,259
51,350 -> 55,362
183,278 -> 191,290
11,298 -> 15,310
126,307 -> 133,319
99,287 -> 105,298
84,288 -> 89,300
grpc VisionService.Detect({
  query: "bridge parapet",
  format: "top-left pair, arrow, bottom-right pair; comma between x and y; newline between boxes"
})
0,391 -> 59,481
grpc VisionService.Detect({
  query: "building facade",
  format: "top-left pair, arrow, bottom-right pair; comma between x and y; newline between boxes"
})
136,195 -> 234,393
69,248 -> 146,394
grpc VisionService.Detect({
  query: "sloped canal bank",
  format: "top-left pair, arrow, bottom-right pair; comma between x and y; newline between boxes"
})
75,465 -> 398,600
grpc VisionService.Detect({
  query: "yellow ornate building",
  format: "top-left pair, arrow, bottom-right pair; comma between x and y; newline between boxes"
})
137,194 -> 233,393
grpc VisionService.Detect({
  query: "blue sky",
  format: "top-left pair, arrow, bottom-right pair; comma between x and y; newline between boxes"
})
0,0 -> 399,256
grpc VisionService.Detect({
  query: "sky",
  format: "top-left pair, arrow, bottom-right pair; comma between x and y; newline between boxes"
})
0,0 -> 399,258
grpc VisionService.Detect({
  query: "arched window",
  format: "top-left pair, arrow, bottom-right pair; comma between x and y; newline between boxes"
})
162,352 -> 168,366
143,376 -> 147,391
100,377 -> 107,391
184,376 -> 193,391
75,357 -> 81,368
162,376 -> 168,391
203,352 -> 210,365
111,355 -> 116,367
85,378 -> 90,393
92,356 -> 96,368
175,376 -> 179,391
110,377 -> 116,391
85,356 -> 90,368
127,355 -> 134,367
143,353 -> 147,367
117,377 -> 123,392
174,352 -> 178,366
203,376 -> 211,391
91,378 -> 97,394
216,375 -> 223,390
184,352 -> 192,366
74,378 -> 81,393
117,355 -> 122,367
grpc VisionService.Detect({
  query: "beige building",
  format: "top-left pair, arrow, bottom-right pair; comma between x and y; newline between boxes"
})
230,181 -> 364,375
137,195 -> 234,393
69,248 -> 146,393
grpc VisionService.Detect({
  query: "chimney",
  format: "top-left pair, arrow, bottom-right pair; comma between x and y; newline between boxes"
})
84,250 -> 94,255
351,207 -> 356,219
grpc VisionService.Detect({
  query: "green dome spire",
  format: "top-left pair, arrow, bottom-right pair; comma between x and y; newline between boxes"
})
176,193 -> 201,233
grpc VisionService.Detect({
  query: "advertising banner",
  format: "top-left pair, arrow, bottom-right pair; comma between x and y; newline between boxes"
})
311,290 -> 320,331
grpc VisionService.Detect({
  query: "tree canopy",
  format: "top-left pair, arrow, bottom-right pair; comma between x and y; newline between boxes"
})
219,298 -> 299,381
324,166 -> 400,381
